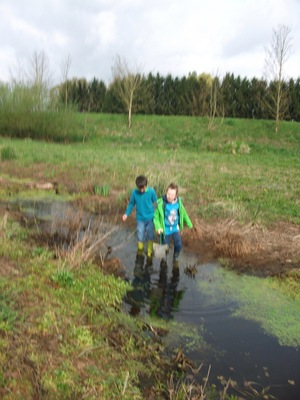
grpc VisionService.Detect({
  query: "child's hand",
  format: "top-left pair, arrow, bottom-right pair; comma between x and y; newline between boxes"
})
122,214 -> 127,221
157,228 -> 163,235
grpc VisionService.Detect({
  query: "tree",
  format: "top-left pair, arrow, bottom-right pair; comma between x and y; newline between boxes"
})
264,24 -> 293,133
60,54 -> 72,107
110,55 -> 143,128
29,50 -> 52,111
208,74 -> 223,129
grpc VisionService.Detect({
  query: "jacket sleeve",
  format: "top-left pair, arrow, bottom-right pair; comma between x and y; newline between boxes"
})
153,208 -> 161,232
125,191 -> 135,216
182,204 -> 193,228
151,188 -> 158,204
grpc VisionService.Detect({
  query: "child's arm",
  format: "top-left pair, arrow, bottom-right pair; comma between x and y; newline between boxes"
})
122,191 -> 136,221
153,208 -> 163,234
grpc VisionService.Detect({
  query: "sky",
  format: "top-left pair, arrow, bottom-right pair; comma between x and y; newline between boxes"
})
1,0 -> 300,85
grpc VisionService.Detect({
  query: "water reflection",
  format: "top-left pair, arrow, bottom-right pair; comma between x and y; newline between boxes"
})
126,254 -> 185,320
127,253 -> 151,316
4,198 -> 300,399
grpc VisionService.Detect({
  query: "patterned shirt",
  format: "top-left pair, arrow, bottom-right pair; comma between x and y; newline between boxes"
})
164,201 -> 179,235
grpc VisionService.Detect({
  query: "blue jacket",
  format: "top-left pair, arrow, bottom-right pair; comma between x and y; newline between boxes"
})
125,187 -> 157,222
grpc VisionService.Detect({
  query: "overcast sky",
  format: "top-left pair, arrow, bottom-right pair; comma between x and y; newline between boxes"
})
1,0 -> 299,85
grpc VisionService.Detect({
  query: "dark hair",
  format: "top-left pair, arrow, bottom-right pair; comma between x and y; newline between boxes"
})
167,182 -> 178,195
135,175 -> 148,188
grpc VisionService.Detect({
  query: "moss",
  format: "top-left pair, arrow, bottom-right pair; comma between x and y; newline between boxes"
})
198,266 -> 300,347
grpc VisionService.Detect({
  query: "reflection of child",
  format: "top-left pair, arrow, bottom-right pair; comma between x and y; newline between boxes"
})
154,182 -> 193,265
122,175 -> 157,258
149,259 -> 182,319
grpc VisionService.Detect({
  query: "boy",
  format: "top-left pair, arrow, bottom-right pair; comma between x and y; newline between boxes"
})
154,182 -> 193,266
123,175 -> 157,258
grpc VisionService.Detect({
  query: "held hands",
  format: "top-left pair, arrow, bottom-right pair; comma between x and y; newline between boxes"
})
157,228 -> 163,235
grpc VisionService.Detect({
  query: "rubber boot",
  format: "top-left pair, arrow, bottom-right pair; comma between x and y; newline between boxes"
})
146,241 -> 153,267
173,252 -> 180,268
137,241 -> 144,255
147,240 -> 153,257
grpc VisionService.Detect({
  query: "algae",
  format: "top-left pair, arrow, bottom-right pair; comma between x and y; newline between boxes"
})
197,266 -> 300,347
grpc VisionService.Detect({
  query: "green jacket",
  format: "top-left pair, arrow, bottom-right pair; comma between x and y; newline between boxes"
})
153,196 -> 193,233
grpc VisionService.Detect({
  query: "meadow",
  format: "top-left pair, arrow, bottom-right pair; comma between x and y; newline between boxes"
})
1,112 -> 299,225
0,113 -> 299,399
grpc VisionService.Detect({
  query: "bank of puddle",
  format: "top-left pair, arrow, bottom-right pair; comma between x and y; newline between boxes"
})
7,199 -> 300,399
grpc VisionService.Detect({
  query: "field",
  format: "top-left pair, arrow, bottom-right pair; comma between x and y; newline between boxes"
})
1,113 -> 300,271
0,113 -> 300,398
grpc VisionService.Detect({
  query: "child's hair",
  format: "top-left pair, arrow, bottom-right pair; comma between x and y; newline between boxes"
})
167,182 -> 179,194
135,175 -> 148,189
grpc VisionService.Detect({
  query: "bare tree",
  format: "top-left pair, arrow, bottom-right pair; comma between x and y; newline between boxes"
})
9,58 -> 26,85
29,50 -> 52,111
60,54 -> 72,107
111,54 -> 143,128
264,24 -> 293,133
203,72 -> 224,130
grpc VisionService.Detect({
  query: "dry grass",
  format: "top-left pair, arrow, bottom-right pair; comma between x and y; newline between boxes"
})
184,217 -> 300,274
48,206 -> 118,270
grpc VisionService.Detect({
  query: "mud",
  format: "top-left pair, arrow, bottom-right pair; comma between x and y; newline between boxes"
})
1,174 -> 300,277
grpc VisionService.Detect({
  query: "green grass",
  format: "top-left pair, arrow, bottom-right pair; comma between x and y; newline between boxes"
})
0,211 -> 218,399
0,217 -> 159,399
0,113 -> 298,398
1,113 -> 299,224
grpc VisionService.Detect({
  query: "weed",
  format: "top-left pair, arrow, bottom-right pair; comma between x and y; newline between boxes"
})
94,184 -> 110,196
0,294 -> 17,332
0,145 -> 16,161
51,270 -> 74,287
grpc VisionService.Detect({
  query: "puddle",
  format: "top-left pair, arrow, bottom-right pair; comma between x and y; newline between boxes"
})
4,199 -> 300,399
109,229 -> 300,399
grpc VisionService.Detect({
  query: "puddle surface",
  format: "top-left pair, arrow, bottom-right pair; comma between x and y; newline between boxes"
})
110,227 -> 300,399
6,199 -> 300,399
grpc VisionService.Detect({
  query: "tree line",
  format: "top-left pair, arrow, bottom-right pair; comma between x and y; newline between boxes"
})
58,72 -> 300,122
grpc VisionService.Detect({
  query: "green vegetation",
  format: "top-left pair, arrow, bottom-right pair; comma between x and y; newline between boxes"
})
197,265 -> 300,347
0,209 -> 230,399
0,216 -> 155,399
0,111 -> 299,398
1,112 -> 299,224
0,145 -> 16,161
94,184 -> 111,197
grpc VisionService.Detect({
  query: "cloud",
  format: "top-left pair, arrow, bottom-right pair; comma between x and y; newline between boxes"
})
0,0 -> 299,84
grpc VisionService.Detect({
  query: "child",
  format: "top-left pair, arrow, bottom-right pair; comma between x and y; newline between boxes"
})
154,182 -> 193,266
123,175 -> 157,258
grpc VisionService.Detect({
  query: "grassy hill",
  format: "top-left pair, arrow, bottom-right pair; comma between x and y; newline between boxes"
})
1,113 -> 299,225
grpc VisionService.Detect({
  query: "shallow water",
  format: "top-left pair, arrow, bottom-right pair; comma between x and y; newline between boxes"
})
7,199 -> 300,399
110,227 -> 300,399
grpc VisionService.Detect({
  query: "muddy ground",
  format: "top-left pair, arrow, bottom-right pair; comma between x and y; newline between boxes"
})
1,175 -> 300,277
74,190 -> 300,277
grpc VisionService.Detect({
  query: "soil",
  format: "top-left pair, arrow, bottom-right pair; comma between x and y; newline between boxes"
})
1,175 -> 300,277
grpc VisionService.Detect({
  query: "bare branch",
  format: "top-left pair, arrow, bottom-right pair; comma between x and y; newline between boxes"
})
111,54 -> 143,128
263,24 -> 293,133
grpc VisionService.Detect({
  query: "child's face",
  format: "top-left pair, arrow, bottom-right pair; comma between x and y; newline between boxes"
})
166,188 -> 177,203
138,186 -> 146,193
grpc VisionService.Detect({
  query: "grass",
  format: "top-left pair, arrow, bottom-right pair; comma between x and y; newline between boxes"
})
0,112 -> 299,398
0,215 -> 162,399
0,208 -> 234,400
0,113 -> 299,224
